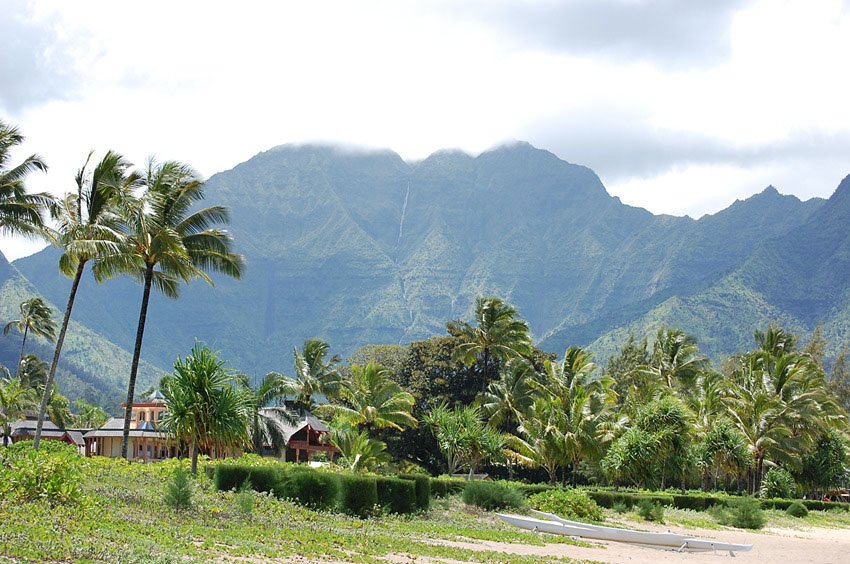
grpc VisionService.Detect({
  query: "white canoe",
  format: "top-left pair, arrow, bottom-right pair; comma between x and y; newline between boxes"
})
498,511 -> 753,555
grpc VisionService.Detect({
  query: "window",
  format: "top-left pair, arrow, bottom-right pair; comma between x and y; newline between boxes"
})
139,412 -> 146,422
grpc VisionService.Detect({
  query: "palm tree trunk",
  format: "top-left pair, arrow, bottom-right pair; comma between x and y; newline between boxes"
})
190,441 -> 199,474
16,323 -> 29,377
121,263 -> 154,460
481,348 -> 490,396
34,261 -> 86,450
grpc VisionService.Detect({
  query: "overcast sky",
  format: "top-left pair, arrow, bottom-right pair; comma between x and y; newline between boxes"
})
2,0 -> 849,260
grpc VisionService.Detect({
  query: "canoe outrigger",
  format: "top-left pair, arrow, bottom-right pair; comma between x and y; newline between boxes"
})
497,510 -> 753,556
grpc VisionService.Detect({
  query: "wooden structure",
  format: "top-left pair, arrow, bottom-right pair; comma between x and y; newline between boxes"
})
275,412 -> 338,462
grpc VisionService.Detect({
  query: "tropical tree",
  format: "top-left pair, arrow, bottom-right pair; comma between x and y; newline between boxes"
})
329,425 -> 390,472
645,327 -> 707,390
73,399 -> 109,429
0,120 -> 54,238
160,344 -> 251,473
481,357 -> 537,431
3,297 -> 56,374
508,397 -> 571,485
426,403 -> 503,477
290,338 -> 340,412
239,371 -> 297,454
696,419 -> 753,491
0,371 -> 36,446
324,362 -> 416,433
33,150 -> 138,448
95,160 -> 244,459
800,430 -> 849,496
447,296 -> 532,395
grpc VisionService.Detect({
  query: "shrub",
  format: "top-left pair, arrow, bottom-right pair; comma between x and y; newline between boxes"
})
276,469 -> 340,511
234,480 -> 254,517
164,468 -> 193,512
612,502 -> 629,514
377,477 -> 417,515
528,489 -> 604,522
0,440 -> 84,505
760,467 -> 795,499
636,499 -> 664,522
514,483 -> 553,497
786,501 -> 809,518
398,474 -> 430,511
714,497 -> 766,529
339,474 -> 378,517
214,464 -> 284,494
431,478 -> 450,498
461,481 -> 525,511
672,494 -> 722,511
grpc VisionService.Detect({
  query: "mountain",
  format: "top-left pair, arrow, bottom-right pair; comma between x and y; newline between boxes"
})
10,142 -> 848,404
0,251 -> 163,410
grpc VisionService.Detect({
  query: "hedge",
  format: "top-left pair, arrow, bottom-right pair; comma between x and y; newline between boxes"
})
431,477 -> 465,497
376,477 -> 417,515
276,470 -> 340,511
339,474 -> 378,517
214,464 -> 284,494
399,474 -> 431,511
462,481 -> 525,511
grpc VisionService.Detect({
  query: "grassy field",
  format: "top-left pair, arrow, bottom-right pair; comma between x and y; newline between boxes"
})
0,457 -> 591,563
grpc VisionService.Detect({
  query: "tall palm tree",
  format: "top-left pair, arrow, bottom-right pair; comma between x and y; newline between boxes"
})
32,150 -> 138,448
481,357 -> 537,431
0,120 -> 54,238
160,344 -> 251,473
324,362 -> 417,433
447,296 -> 532,396
95,160 -> 244,459
0,371 -> 36,446
646,327 -> 707,390
290,338 -> 340,412
239,371 -> 297,454
3,297 -> 56,374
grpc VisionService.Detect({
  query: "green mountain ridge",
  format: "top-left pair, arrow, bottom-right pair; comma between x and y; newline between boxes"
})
7,142 -> 848,404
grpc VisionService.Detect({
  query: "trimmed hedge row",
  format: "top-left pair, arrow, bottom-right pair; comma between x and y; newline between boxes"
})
399,474 -> 431,511
377,477 -> 417,515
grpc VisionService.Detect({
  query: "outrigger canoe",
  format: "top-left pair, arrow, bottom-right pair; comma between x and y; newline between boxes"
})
497,510 -> 753,556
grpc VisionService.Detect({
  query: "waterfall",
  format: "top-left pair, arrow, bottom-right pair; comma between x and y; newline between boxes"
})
397,181 -> 410,247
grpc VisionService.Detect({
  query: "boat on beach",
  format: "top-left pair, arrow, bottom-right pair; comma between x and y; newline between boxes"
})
497,509 -> 753,555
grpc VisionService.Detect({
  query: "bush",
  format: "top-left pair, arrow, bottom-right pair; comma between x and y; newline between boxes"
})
377,477 -> 417,515
398,474 -> 430,511
433,477 -> 466,496
636,499 -> 664,522
164,468 -> 193,512
234,480 -> 254,517
714,497 -> 766,529
786,501 -> 808,518
431,478 -> 450,498
339,474 -> 378,517
672,494 -> 722,511
214,464 -> 284,494
0,440 -> 84,505
612,502 -> 629,514
528,489 -> 604,522
276,470 -> 340,511
513,483 -> 553,497
760,468 -> 795,499
461,481 -> 525,511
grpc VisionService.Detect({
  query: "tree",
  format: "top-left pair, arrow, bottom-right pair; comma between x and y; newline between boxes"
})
96,160 -> 244,460
447,296 -> 532,396
0,372 -> 36,446
696,419 -> 753,491
0,120 -> 54,238
802,325 -> 827,370
290,338 -> 340,412
646,327 -> 707,390
324,362 -> 416,433
608,334 -> 650,409
329,425 -> 390,472
509,397 -> 571,485
160,344 -> 251,473
239,372 -> 297,455
425,403 -> 503,477
73,399 -> 109,429
3,297 -> 56,375
33,150 -> 138,449
481,357 -> 537,432
800,430 -> 849,496
828,346 -> 850,416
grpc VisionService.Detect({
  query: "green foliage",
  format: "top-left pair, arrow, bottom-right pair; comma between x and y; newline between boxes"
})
714,497 -> 766,529
612,501 -> 629,514
399,473 -> 431,511
461,481 -> 525,511
214,464 -> 285,494
801,430 -> 849,493
786,501 -> 808,518
636,499 -> 664,522
431,477 -> 465,498
339,474 -> 378,517
528,488 -> 604,521
163,468 -> 193,512
277,470 -> 340,511
0,440 -> 84,504
760,467 -> 796,499
376,476 -> 417,515
330,425 -> 390,472
426,403 -> 503,476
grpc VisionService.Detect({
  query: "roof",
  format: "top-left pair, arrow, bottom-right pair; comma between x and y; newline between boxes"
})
84,418 -> 168,439
6,418 -> 86,446
260,409 -> 331,443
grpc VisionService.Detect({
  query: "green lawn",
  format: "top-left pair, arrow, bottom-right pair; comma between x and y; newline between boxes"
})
0,458 -> 589,563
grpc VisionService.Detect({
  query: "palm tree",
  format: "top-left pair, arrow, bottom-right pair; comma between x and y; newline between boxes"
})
646,327 -> 707,390
160,344 -> 251,473
33,150 -> 137,448
3,297 -> 56,374
324,362 -> 416,433
425,402 -> 503,477
508,397 -> 569,485
481,357 -> 537,431
447,296 -> 532,396
329,425 -> 390,472
0,371 -> 36,446
95,160 -> 244,459
0,120 -> 54,238
239,372 -> 297,454
290,338 -> 340,412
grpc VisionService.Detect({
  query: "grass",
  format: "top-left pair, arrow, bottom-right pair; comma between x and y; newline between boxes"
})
0,457 -> 590,563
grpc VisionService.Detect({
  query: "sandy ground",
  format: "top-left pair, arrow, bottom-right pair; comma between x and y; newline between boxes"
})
428,520 -> 850,564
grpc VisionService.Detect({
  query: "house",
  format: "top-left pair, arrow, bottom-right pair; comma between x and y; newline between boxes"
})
271,411 -> 338,462
83,390 -> 176,461
3,416 -> 86,452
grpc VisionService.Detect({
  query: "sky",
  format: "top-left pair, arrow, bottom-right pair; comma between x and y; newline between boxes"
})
2,0 -> 850,260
